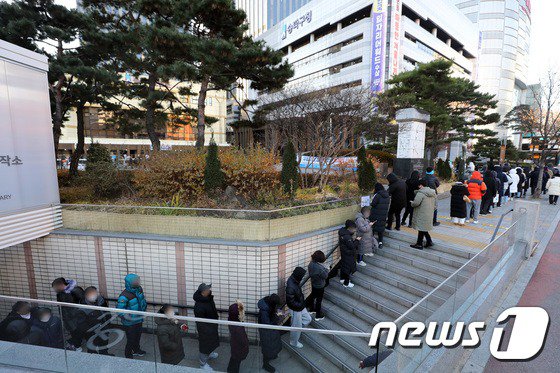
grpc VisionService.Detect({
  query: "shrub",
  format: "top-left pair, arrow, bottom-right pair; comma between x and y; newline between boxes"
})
86,142 -> 111,169
281,141 -> 299,195
357,147 -> 376,192
366,150 -> 395,166
59,185 -> 94,203
436,158 -> 452,180
86,162 -> 131,199
204,140 -> 225,193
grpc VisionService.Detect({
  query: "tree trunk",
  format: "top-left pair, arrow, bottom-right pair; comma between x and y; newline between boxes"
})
534,164 -> 545,198
52,39 -> 65,157
69,104 -> 85,177
195,77 -> 210,149
145,73 -> 161,151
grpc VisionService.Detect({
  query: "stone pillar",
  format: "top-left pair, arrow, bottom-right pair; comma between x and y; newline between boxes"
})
393,108 -> 430,178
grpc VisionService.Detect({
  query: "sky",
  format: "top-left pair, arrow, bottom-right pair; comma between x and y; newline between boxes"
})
3,0 -> 559,83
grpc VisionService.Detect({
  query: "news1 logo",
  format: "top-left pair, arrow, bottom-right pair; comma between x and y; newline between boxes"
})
369,307 -> 549,361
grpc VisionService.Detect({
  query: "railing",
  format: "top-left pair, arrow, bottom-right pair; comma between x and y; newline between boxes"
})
377,211 -> 528,372
0,294 -> 371,373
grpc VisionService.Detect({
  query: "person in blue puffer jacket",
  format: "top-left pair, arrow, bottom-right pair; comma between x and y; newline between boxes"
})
117,273 -> 147,359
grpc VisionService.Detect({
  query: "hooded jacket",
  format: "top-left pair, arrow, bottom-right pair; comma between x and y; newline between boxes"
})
423,173 -> 440,194
117,274 -> 147,326
387,173 -> 407,209
355,212 -> 376,255
228,302 -> 249,361
546,176 -> 560,196
55,279 -> 86,331
308,260 -> 329,289
257,296 -> 282,359
406,171 -> 421,201
411,187 -> 437,232
508,169 -> 520,194
450,182 -> 469,219
370,187 -> 390,233
31,311 -> 64,349
193,289 -> 220,354
285,267 -> 306,312
495,166 -> 508,196
482,171 -> 497,198
155,315 -> 185,365
467,171 -> 487,200
338,227 -> 358,275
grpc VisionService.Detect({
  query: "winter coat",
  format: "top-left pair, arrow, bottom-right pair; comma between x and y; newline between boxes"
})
411,187 -> 437,232
56,279 -> 86,331
542,171 -> 550,190
155,317 -> 185,365
387,173 -> 407,209
483,172 -> 497,198
285,267 -> 306,312
81,295 -> 110,333
516,169 -> 525,191
423,174 -> 441,194
450,183 -> 469,218
355,212 -> 376,255
228,302 -> 249,362
308,260 -> 329,289
32,314 -> 64,349
546,177 -> 560,196
370,189 -> 390,233
467,171 -> 487,200
405,173 -> 421,202
338,227 -> 358,275
193,290 -> 220,354
0,313 -> 44,346
530,169 -> 540,189
508,169 -> 520,194
257,297 -> 282,359
495,167 -> 508,196
117,274 -> 147,326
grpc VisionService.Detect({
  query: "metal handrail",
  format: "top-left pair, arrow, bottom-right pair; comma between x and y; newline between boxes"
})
490,208 -> 514,242
298,243 -> 340,288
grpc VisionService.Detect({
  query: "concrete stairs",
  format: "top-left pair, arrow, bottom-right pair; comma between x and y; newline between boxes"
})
281,231 -> 472,372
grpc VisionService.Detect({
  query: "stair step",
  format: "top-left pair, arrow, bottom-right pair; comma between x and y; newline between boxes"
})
297,331 -> 362,372
375,248 -> 458,277
311,314 -> 372,360
365,254 -> 449,287
324,288 -> 393,326
321,299 -> 372,333
282,336 -> 345,373
384,230 -> 476,259
330,281 -> 408,319
351,271 -> 422,309
359,264 -> 437,299
383,238 -> 469,269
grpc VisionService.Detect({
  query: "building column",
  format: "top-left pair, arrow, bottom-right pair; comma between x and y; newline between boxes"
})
393,108 -> 430,178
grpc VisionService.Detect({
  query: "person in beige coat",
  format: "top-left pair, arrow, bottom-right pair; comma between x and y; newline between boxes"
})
410,180 -> 437,250
546,173 -> 560,205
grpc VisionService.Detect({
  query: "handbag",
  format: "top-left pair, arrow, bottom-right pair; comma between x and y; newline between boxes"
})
463,195 -> 471,204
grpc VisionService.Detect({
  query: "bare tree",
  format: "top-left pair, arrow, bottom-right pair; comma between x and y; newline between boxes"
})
257,85 -> 374,191
502,69 -> 560,198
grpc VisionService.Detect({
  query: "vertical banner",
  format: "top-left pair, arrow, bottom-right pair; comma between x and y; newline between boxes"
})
388,0 -> 402,78
371,0 -> 388,93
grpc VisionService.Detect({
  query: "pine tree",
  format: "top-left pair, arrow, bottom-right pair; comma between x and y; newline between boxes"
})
204,140 -> 225,192
281,141 -> 299,195
442,159 -> 453,180
357,147 -> 376,192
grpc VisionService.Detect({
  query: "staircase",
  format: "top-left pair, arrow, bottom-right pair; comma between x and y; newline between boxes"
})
281,230 -> 476,372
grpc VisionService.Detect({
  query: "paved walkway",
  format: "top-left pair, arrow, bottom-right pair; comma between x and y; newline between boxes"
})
484,219 -> 560,372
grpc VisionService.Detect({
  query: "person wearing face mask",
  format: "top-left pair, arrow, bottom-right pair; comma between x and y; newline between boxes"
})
0,302 -> 44,346
155,304 -> 186,365
31,307 -> 64,349
193,283 -> 220,371
81,286 -> 111,355
117,274 -> 148,359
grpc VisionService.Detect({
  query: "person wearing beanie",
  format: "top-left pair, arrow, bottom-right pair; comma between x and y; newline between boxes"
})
422,167 -> 441,226
286,267 -> 310,348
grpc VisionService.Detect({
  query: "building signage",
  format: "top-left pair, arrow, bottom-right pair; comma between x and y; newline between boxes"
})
371,0 -> 388,93
389,0 -> 402,78
281,10 -> 313,40
521,0 -> 531,18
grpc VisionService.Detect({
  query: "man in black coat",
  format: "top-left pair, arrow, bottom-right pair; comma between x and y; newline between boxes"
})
193,283 -> 220,370
386,173 -> 407,230
81,286 -> 111,354
370,183 -> 390,248
258,294 -> 282,373
286,267 -> 310,348
481,170 -> 497,214
529,167 -> 540,196
338,220 -> 360,287
51,277 -> 86,350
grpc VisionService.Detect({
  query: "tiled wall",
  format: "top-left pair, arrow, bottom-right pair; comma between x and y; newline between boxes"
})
0,228 -> 339,315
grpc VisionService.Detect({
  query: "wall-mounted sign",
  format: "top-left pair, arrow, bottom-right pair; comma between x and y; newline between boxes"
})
389,0 -> 402,78
371,0 -> 388,93
281,11 -> 313,40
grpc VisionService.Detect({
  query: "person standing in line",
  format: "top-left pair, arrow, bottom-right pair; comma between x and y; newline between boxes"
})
355,206 -> 377,266
51,277 -> 86,350
402,170 -> 421,227
542,167 -> 551,194
422,167 -> 441,226
546,173 -> 560,205
81,286 -> 111,354
522,167 -> 531,197
516,167 -> 525,198
369,183 -> 390,248
32,307 -> 64,349
155,304 -> 186,365
503,166 -> 513,203
492,170 -> 501,212
117,273 -> 147,359
193,283 -> 220,370
0,301 -> 44,345
286,267 -> 311,348
339,220 -> 360,288
227,301 -> 249,373
495,166 -> 507,206
450,181 -> 469,226
386,173 -> 407,231
508,168 -> 520,198
466,171 -> 487,224
306,251 -> 329,321
529,167 -> 540,196
257,294 -> 282,373
410,180 -> 436,250
481,170 -> 497,215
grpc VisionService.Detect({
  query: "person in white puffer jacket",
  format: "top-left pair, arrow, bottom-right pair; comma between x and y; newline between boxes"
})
508,168 -> 519,197
546,174 -> 560,205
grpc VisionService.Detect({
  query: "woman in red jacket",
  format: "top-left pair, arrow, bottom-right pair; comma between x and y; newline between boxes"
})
466,171 -> 487,224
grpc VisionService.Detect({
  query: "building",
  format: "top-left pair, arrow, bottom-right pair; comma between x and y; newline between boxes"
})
453,0 -> 532,137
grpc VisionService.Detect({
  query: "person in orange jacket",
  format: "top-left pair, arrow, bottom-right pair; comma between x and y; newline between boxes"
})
466,171 -> 487,224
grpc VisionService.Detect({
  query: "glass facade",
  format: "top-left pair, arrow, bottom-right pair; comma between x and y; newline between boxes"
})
267,0 -> 311,27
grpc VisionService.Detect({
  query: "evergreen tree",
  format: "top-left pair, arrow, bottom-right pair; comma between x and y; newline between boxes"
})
204,140 -> 225,192
471,137 -> 522,162
86,142 -> 112,168
281,141 -> 299,195
357,147 -> 376,192
442,159 -> 453,180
